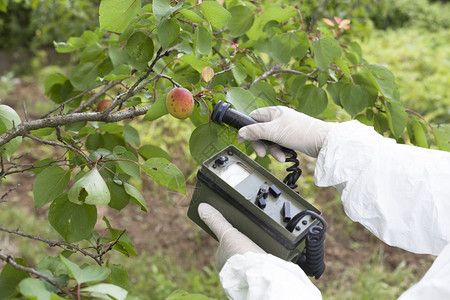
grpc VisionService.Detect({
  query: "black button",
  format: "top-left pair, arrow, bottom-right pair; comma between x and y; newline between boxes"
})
269,185 -> 281,198
255,196 -> 266,209
214,156 -> 228,167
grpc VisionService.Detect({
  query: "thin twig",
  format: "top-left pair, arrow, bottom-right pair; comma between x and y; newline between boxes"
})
0,252 -> 76,300
0,184 -> 21,202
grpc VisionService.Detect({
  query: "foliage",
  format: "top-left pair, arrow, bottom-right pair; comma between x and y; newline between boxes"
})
0,0 -> 449,299
0,0 -> 100,49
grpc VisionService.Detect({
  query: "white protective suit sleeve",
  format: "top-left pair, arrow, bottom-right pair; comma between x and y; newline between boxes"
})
220,120 -> 450,299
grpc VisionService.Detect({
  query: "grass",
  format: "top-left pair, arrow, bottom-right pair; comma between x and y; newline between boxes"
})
361,28 -> 450,123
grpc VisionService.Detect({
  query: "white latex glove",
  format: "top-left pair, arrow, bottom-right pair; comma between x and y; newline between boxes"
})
237,106 -> 334,161
198,203 -> 265,271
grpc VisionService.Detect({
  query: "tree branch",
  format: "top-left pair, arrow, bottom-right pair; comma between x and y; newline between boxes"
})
243,64 -> 318,88
0,252 -> 76,300
0,106 -> 151,148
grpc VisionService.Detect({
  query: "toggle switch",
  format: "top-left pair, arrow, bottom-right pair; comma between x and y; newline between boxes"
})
213,155 -> 228,168
269,185 -> 281,198
255,196 -> 266,209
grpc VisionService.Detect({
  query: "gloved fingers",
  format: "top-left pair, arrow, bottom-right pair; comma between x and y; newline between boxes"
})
268,144 -> 286,162
198,203 -> 233,242
248,106 -> 283,122
237,122 -> 272,142
251,140 -> 267,158
215,227 -> 265,271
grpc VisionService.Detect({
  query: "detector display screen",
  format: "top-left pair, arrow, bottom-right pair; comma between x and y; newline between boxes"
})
218,162 -> 252,187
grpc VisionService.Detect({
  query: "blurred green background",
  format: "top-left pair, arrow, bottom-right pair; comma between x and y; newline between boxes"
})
0,0 -> 448,299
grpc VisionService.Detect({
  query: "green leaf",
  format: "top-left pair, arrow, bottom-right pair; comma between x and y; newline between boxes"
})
153,0 -> 183,23
352,69 -> 379,106
141,158 -> 186,195
195,26 -> 212,55
124,124 -> 140,146
33,166 -> 70,208
125,31 -> 154,63
226,87 -> 257,114
231,63 -> 248,85
367,64 -> 399,102
340,84 -> 369,118
17,278 -> 53,300
179,54 -> 209,73
313,37 -> 342,71
199,1 -> 231,29
334,57 -> 350,79
411,120 -> 428,148
296,84 -> 328,116
432,124 -> 450,151
228,6 -> 254,37
60,256 -> 110,285
385,101 -> 407,138
189,123 -> 231,164
124,183 -> 148,212
69,62 -> 99,91
179,8 -> 203,23
270,31 -> 309,65
326,81 -> 344,107
144,94 -> 169,121
81,283 -> 128,300
68,168 -> 110,205
109,44 -> 131,68
0,104 -> 22,160
138,145 -> 170,160
108,264 -> 130,290
250,81 -> 277,106
0,258 -> 29,300
99,0 -> 142,33
48,193 -> 97,243
115,149 -> 140,178
107,181 -> 130,211
157,18 -> 180,49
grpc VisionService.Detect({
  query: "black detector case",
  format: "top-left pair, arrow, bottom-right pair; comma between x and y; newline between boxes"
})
188,145 -> 321,261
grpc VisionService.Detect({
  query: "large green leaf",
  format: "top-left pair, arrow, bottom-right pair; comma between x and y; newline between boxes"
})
340,83 -> 369,117
296,84 -> 328,116
0,258 -> 29,300
108,264 -> 130,290
228,6 -> 254,37
250,81 -> 277,106
68,168 -> 110,205
313,37 -> 342,71
226,87 -> 257,114
17,278 -> 54,300
189,123 -> 231,164
138,145 -> 170,160
48,193 -> 97,243
99,0 -> 142,33
107,181 -> 130,211
385,101 -> 407,138
33,166 -> 70,208
143,94 -> 169,121
0,104 -> 22,160
432,124 -> 450,151
141,158 -> 186,195
123,182 -> 147,212
367,64 -> 399,102
199,1 -> 231,29
195,26 -> 212,55
153,0 -> 183,23
69,62 -> 99,91
270,31 -> 309,65
60,256 -> 110,285
125,31 -> 154,63
157,18 -> 180,49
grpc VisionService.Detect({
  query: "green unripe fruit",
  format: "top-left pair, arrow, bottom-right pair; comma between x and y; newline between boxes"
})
166,87 -> 194,119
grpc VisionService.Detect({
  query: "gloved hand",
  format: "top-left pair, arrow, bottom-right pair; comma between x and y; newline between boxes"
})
237,106 -> 334,161
198,203 -> 265,271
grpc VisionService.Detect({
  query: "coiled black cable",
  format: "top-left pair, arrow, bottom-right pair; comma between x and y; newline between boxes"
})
286,210 -> 327,279
282,148 -> 302,190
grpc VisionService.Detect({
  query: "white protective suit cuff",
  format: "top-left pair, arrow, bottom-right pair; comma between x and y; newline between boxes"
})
314,120 -> 450,255
220,252 -> 322,300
